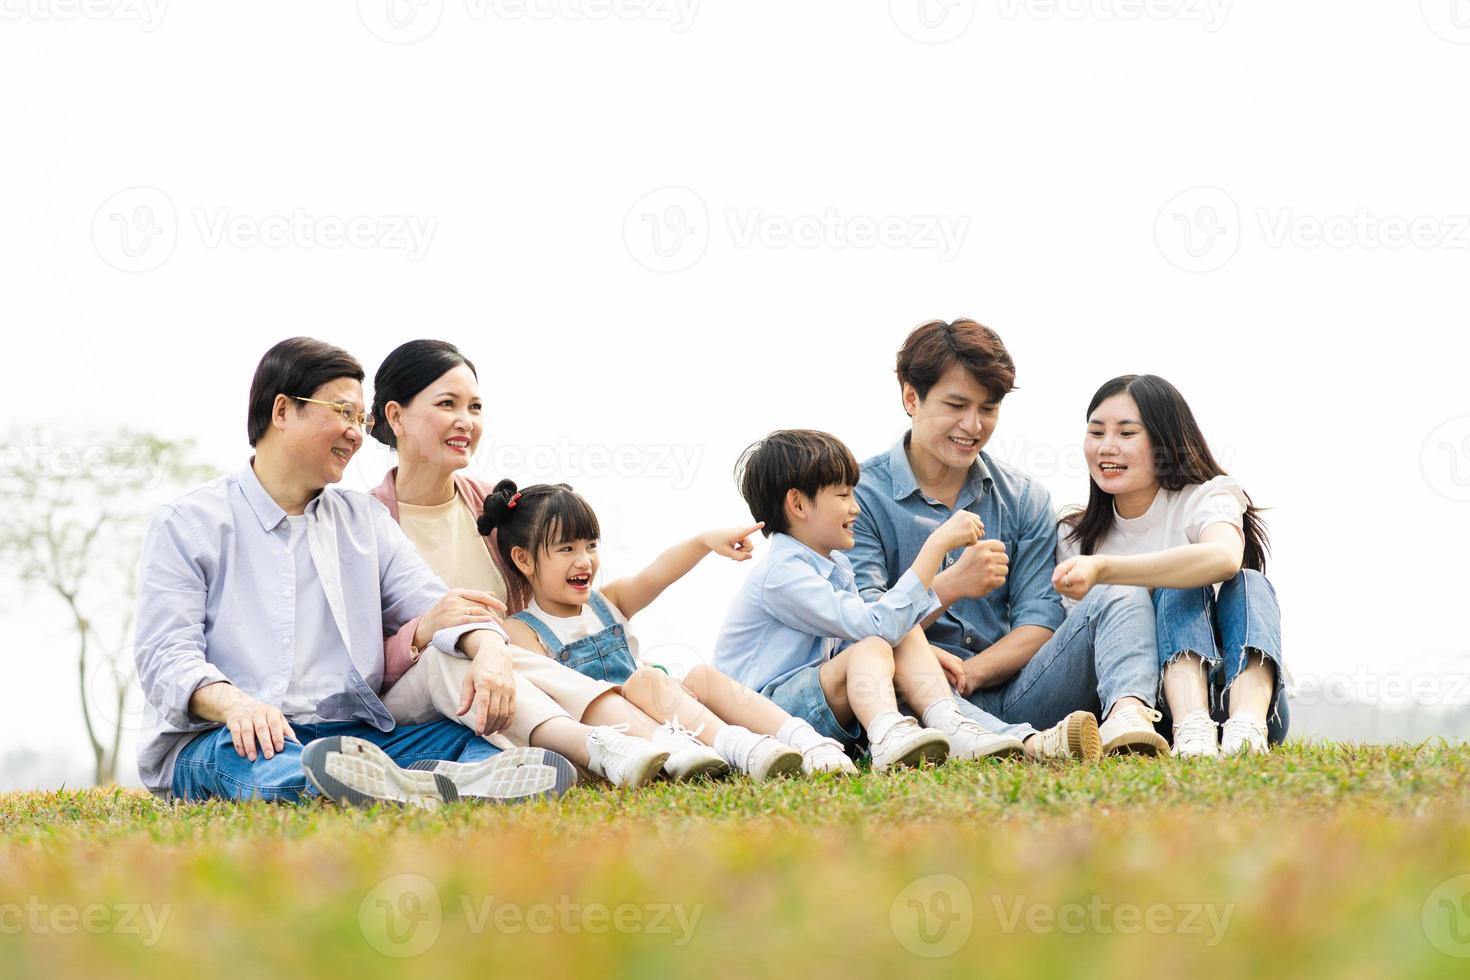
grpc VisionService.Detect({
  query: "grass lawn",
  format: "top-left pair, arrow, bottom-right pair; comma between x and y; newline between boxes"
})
3,742 -> 1470,979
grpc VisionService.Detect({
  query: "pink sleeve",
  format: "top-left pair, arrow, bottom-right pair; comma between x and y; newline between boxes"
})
381,616 -> 424,691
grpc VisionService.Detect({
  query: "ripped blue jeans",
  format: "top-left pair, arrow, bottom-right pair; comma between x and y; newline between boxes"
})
1153,568 -> 1289,742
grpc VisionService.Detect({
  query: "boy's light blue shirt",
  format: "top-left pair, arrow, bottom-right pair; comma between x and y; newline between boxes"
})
713,531 -> 941,693
849,434 -> 1065,658
132,461 -> 507,794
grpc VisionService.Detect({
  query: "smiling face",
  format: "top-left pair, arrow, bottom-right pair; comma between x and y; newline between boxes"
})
903,364 -> 1001,475
1084,391 -> 1159,497
788,484 -> 860,556
388,364 -> 483,474
273,377 -> 366,489
512,524 -> 599,612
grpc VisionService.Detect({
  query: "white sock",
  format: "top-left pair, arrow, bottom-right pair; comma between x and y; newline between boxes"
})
866,710 -> 905,745
776,718 -> 826,752
713,725 -> 760,769
921,697 -> 964,730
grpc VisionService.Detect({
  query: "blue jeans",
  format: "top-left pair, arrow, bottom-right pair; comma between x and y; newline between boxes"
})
958,585 -> 1161,739
1154,568 -> 1289,743
171,719 -> 499,803
762,664 -> 865,746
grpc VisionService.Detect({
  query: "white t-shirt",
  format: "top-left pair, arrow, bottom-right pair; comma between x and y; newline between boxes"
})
523,593 -> 642,662
1055,476 -> 1250,609
280,515 -> 357,720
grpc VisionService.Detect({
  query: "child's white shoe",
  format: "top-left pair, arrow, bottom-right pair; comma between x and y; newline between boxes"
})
740,735 -> 804,780
585,724 -> 669,789
800,737 -> 858,776
650,717 -> 730,781
932,713 -> 1025,761
869,717 -> 949,771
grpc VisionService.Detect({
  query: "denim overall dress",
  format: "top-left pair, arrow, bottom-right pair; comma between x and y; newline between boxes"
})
510,591 -> 640,685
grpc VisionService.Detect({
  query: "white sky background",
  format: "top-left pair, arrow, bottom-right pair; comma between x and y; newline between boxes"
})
3,2 -> 1469,788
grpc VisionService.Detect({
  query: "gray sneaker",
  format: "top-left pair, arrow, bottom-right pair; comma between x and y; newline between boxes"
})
301,736 -> 565,809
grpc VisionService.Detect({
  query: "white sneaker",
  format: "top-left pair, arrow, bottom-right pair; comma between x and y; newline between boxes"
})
869,717 -> 949,772
1220,716 -> 1270,755
650,717 -> 730,781
1171,709 -> 1220,759
931,713 -> 1025,762
1099,705 -> 1171,757
1027,710 -> 1101,762
301,736 -> 566,809
739,735 -> 804,780
800,737 -> 859,776
584,724 -> 670,789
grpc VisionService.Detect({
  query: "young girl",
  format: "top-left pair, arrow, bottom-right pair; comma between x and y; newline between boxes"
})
1052,375 -> 1287,756
480,478 -> 860,778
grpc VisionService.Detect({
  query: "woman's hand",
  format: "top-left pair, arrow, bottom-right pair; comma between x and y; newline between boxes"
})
1052,555 -> 1108,601
699,523 -> 764,562
414,588 -> 507,651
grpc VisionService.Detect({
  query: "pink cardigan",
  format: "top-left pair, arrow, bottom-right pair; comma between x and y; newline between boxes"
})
373,468 -> 532,689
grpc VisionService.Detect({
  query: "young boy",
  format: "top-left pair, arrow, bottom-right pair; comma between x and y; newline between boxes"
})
714,429 -> 1046,771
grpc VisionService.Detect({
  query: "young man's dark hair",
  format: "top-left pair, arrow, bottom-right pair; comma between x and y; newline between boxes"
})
734,429 -> 861,537
246,337 -> 365,446
895,318 -> 1017,403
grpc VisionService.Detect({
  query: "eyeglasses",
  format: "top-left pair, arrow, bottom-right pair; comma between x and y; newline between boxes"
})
293,397 -> 375,431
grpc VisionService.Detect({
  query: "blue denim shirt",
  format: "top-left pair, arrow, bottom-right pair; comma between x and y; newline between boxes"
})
850,434 -> 1065,658
133,461 -> 506,793
713,532 -> 940,693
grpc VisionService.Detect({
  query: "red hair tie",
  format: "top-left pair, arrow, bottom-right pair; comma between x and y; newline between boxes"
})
508,492 -> 522,509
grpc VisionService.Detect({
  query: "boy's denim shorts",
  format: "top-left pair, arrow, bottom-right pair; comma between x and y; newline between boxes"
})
761,664 -> 863,746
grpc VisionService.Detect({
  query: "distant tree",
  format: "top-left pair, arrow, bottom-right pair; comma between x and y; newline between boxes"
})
0,428 -> 213,785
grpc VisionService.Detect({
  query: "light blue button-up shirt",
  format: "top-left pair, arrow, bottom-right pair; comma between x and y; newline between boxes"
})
713,532 -> 940,694
849,434 -> 1065,659
132,461 -> 506,794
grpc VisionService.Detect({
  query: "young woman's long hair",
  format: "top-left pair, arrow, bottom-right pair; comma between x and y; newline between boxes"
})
1061,375 -> 1270,572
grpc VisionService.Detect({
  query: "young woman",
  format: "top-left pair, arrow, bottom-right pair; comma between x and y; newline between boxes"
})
1053,375 -> 1288,756
369,340 -> 848,780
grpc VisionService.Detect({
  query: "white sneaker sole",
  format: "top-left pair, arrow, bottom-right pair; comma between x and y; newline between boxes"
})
1102,728 -> 1171,757
1042,711 -> 1103,762
872,731 -> 949,772
949,736 -> 1026,762
747,745 -> 804,780
302,736 -> 453,810
606,748 -> 671,790
407,749 -> 578,801
663,748 -> 731,782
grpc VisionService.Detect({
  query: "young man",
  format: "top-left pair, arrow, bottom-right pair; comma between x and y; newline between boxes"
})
848,319 -> 1169,758
133,337 -> 573,806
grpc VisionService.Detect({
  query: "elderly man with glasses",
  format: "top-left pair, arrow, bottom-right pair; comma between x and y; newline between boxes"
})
133,337 -> 573,807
